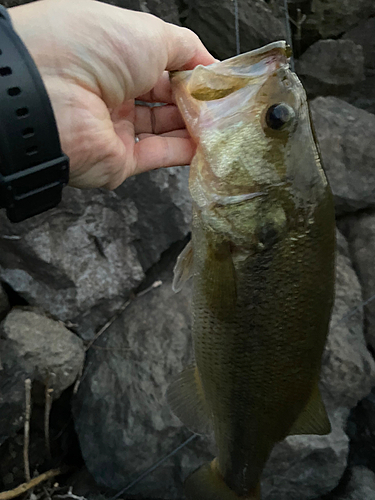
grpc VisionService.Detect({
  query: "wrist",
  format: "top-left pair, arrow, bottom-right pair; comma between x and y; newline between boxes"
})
0,5 -> 69,222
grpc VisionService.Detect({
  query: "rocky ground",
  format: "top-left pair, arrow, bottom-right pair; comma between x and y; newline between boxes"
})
1,1 -> 375,499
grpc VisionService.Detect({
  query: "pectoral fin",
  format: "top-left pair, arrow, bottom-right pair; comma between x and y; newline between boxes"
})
172,240 -> 194,292
167,366 -> 213,435
288,383 -> 331,436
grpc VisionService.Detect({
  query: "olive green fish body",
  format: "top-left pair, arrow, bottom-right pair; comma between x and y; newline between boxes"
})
169,41 -> 335,500
192,188 -> 334,495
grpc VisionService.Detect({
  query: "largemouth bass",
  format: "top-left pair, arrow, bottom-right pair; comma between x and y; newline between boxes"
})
168,41 -> 335,500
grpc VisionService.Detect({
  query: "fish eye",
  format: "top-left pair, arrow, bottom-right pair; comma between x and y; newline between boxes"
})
265,103 -> 295,131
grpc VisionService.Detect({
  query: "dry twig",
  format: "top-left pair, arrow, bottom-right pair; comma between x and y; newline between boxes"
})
0,469 -> 63,500
23,378 -> 32,483
44,373 -> 55,459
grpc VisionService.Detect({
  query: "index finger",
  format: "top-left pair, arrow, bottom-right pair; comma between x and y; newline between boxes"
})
163,23 -> 216,71
137,73 -> 173,103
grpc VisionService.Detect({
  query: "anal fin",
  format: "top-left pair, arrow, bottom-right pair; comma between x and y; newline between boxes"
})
288,383 -> 331,436
167,366 -> 212,435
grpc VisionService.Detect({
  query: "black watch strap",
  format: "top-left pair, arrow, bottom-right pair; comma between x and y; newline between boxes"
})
0,6 -> 69,223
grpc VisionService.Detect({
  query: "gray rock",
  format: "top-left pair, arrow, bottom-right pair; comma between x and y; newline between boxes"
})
310,97 -> 375,215
320,231 -> 375,414
0,284 -> 10,320
263,411 -> 349,500
340,211 -> 375,352
336,467 -> 375,500
100,0 -> 181,25
183,0 -> 285,60
145,0 -> 181,25
296,40 -> 365,97
0,167 -> 191,339
309,0 -> 375,38
72,232 -> 375,500
0,307 -> 85,444
343,74 -> 375,115
72,268 -> 213,499
346,388 -> 375,472
1,308 -> 85,396
343,17 -> 375,72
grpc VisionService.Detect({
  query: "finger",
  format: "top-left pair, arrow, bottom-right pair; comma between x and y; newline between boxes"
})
134,104 -> 185,134
137,73 -> 174,103
137,129 -> 190,140
133,135 -> 195,174
163,24 -> 216,71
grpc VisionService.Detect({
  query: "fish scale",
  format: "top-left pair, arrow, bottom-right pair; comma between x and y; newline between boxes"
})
168,41 -> 335,500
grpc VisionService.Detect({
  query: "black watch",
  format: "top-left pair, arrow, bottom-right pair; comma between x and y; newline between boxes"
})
0,5 -> 69,223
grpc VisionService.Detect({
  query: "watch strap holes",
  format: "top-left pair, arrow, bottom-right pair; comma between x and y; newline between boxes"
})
0,66 -> 11,76
8,86 -> 21,96
22,127 -> 34,138
16,107 -> 28,117
26,145 -> 38,156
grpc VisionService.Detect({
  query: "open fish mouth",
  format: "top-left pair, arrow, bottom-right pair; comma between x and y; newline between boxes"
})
170,41 -> 290,101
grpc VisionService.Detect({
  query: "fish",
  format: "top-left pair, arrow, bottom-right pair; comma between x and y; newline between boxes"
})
167,40 -> 336,500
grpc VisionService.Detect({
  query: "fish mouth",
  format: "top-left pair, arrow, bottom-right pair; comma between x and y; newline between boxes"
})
170,40 -> 289,81
170,41 -> 290,102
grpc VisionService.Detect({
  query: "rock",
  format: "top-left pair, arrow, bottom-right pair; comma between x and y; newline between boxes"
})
343,17 -> 375,72
0,283 -> 10,320
263,411 -> 349,500
182,0 -> 285,60
347,388 -> 375,472
100,0 -> 181,24
310,97 -> 375,215
0,167 -> 191,339
337,467 -> 375,500
339,211 -> 375,352
0,308 -> 85,445
145,0 -> 181,25
309,0 -> 375,38
72,264 -> 215,499
295,40 -> 365,97
72,231 -> 375,500
343,74 -> 375,115
320,231 -> 375,414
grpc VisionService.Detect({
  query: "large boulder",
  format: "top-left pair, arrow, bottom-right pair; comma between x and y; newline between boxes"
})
343,17 -> 375,73
182,0 -> 285,60
72,231 -> 375,499
310,97 -> 375,215
295,39 -> 365,97
72,262 -> 211,499
0,308 -> 85,445
0,167 -> 191,339
309,0 -> 375,38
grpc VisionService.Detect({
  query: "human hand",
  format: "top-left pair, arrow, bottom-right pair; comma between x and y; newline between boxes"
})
9,0 -> 215,189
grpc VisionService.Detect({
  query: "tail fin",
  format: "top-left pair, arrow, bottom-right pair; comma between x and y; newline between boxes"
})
185,460 -> 261,500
